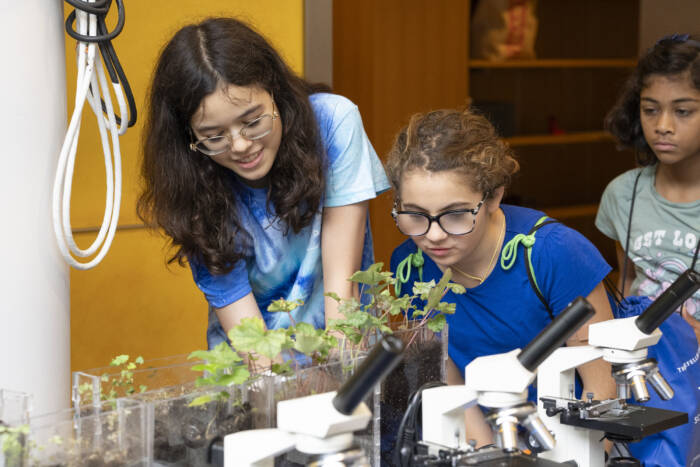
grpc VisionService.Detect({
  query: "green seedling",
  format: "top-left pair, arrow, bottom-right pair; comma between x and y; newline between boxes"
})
327,262 -> 465,349
77,355 -> 147,404
187,342 -> 251,407
188,263 -> 463,396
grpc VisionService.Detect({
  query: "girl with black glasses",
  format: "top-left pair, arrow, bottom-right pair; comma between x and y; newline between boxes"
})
387,108 -> 616,446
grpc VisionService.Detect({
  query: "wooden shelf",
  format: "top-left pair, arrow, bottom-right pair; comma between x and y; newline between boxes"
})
469,58 -> 637,69
504,131 -> 614,147
542,203 -> 599,220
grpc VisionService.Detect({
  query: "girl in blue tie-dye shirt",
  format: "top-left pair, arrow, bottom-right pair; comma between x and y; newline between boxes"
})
138,18 -> 390,349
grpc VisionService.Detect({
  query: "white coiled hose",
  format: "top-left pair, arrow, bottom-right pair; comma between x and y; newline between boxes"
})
53,3 -> 127,270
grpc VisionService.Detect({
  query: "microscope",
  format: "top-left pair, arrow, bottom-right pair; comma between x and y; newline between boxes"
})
414,296 -> 597,466
219,334 -> 404,467
537,270 -> 700,467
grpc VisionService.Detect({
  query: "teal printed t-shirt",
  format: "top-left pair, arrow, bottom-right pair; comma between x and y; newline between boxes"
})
596,166 -> 700,317
190,93 -> 391,348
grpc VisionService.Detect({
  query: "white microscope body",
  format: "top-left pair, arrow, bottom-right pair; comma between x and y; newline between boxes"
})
422,349 -> 552,452
224,391 -> 372,467
536,318 -> 663,467
537,269 -> 699,467
222,335 -> 404,467
421,297 -> 595,460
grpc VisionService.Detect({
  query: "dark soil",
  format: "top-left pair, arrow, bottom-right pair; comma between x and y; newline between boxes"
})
152,398 -> 253,466
380,338 -> 443,466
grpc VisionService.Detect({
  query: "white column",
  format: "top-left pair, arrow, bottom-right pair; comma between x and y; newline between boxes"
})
0,1 -> 69,415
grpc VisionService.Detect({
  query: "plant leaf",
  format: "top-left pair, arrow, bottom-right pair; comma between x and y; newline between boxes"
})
256,328 -> 292,359
426,314 -> 447,332
228,317 -> 267,353
338,298 -> 363,316
110,355 -> 129,366
324,292 -> 341,302
292,323 -> 325,355
413,280 -> 436,299
189,394 -> 214,407
271,361 -> 294,376
267,298 -> 304,313
348,263 -> 389,286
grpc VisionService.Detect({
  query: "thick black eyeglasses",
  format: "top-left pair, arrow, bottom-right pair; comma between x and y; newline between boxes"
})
391,197 -> 486,236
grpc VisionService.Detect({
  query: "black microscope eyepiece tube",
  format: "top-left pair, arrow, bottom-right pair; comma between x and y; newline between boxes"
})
332,334 -> 404,415
517,297 -> 595,372
636,270 -> 700,335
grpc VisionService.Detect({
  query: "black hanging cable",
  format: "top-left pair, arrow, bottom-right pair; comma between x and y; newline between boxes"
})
64,0 -> 136,128
394,381 -> 446,467
621,169 -> 644,295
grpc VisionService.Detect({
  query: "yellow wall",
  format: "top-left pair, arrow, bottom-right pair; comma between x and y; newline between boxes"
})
66,1 -> 304,372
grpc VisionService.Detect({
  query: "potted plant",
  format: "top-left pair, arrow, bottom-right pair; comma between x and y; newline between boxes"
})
72,353 -> 257,467
325,263 -> 464,465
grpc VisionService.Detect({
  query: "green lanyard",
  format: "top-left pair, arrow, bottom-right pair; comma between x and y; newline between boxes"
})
501,215 -> 557,320
395,248 -> 424,296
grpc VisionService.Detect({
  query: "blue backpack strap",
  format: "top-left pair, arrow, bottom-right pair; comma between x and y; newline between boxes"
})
395,248 -> 424,296
501,215 -> 559,320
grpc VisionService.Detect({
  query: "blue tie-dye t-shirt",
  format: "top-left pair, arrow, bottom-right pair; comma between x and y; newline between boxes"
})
190,93 -> 391,349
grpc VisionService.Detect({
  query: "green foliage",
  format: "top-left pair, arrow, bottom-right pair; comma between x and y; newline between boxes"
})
229,317 -> 293,360
329,262 -> 464,349
77,355 -> 146,404
267,298 -> 304,314
187,342 -> 251,407
187,262 -> 462,398
0,424 -> 29,465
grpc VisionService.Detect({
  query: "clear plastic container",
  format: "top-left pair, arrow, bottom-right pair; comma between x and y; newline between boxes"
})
0,389 -> 32,426
72,354 -> 263,466
379,322 -> 448,465
1,389 -> 33,467
72,354 -> 199,408
5,398 -> 147,466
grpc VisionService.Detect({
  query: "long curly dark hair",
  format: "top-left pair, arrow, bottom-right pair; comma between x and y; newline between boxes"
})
605,34 -> 700,166
138,18 -> 327,275
385,108 -> 519,200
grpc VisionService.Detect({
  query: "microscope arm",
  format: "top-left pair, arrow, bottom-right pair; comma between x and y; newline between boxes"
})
224,429 -> 297,467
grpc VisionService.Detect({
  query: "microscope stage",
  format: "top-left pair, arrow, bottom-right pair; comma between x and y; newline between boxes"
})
558,404 -> 687,440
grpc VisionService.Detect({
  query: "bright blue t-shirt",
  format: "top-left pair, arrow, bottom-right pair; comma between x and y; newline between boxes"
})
191,93 -> 391,348
390,204 -> 611,398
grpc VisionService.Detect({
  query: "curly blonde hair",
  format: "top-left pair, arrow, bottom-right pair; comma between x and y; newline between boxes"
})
385,108 -> 519,200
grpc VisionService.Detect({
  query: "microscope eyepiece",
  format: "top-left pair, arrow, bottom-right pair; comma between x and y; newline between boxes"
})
518,297 -> 595,372
635,270 -> 700,335
332,334 -> 404,415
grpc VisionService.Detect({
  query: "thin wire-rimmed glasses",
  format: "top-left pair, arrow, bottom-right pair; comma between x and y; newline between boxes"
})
391,196 -> 487,236
189,102 -> 279,156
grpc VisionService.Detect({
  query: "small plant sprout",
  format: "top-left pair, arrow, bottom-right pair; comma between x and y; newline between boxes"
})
77,355 -> 147,404
106,355 -> 147,398
229,299 -> 338,373
326,262 -> 465,349
187,264 -> 463,398
187,343 -> 251,407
